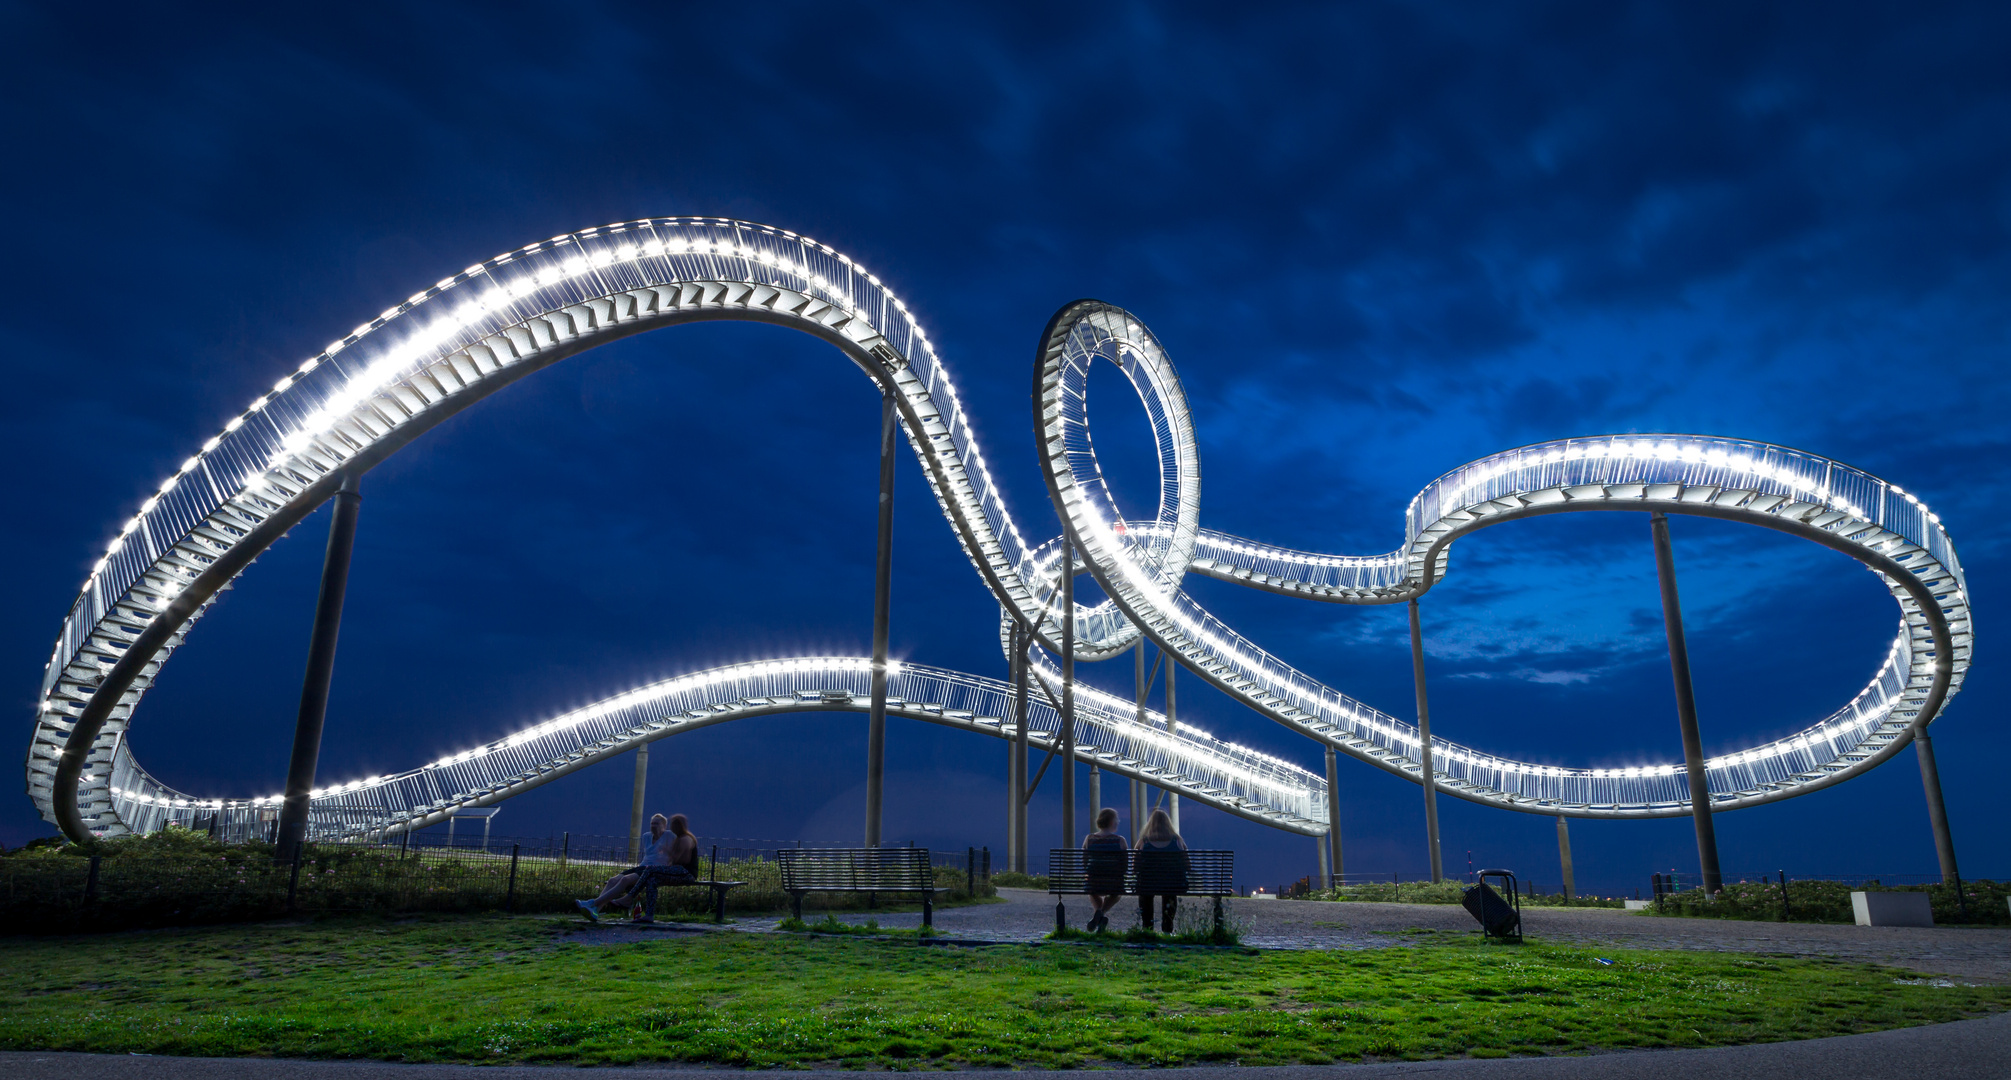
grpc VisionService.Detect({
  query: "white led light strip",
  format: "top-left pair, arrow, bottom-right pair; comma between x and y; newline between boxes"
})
26,228 -> 1971,841
1033,300 -> 1970,818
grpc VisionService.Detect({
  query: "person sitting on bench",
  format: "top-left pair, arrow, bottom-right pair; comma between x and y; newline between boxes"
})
1082,807 -> 1129,932
576,813 -> 697,921
1135,808 -> 1188,933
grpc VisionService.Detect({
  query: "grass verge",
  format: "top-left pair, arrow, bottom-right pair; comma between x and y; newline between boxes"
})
0,914 -> 2002,1067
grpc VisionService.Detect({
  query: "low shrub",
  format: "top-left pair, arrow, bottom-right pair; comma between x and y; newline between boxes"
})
0,832 -> 998,932
1303,880 -> 1623,907
991,871 -> 1049,889
1649,877 -> 2008,925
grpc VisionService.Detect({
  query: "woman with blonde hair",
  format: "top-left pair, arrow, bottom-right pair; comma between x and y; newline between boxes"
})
1134,807 -> 1188,933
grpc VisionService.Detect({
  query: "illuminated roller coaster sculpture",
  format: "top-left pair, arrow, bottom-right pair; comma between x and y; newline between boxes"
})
26,219 -> 1971,846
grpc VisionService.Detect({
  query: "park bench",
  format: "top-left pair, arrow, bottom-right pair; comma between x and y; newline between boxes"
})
777,847 -> 938,927
632,846 -> 746,924
1048,848 -> 1235,933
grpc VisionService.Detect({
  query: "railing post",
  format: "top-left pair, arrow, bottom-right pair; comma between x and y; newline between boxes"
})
560,831 -> 569,869
1651,512 -> 1723,895
967,846 -> 974,896
506,843 -> 520,913
286,843 -> 304,914
275,471 -> 363,863
865,388 -> 897,848
1407,599 -> 1443,883
83,852 -> 101,906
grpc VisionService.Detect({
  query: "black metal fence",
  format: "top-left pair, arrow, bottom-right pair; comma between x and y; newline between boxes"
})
0,833 -> 995,933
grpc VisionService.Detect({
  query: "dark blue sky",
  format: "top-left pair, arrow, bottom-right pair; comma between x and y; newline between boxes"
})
4,2 -> 2006,893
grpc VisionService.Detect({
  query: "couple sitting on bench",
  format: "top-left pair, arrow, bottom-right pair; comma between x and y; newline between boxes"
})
576,812 -> 698,922
1083,806 -> 1189,933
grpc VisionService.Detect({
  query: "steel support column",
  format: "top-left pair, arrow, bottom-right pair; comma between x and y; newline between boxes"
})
1133,641 -> 1147,844
1651,512 -> 1722,895
628,744 -> 649,864
1408,599 -> 1444,883
1088,766 -> 1101,832
1166,658 -> 1179,833
1325,746 -> 1343,886
1914,729 -> 1961,883
275,472 -> 362,862
864,389 -> 896,848
1061,536 -> 1076,851
1012,625 -> 1031,872
1556,815 -> 1575,901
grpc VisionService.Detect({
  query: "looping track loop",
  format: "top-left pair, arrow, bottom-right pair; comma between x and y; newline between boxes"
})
26,223 -> 1970,844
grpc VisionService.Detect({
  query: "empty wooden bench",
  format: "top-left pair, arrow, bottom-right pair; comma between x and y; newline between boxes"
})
777,847 -> 938,927
1048,848 -> 1235,933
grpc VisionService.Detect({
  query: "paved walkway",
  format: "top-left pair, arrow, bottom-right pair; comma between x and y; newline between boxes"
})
6,1009 -> 2009,1078
573,888 -> 2011,984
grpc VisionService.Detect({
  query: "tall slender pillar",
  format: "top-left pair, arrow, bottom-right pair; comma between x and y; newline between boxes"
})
1061,537 -> 1076,851
1914,730 -> 1961,883
1088,766 -> 1101,831
1324,746 -> 1344,886
1408,599 -> 1444,883
864,390 -> 897,848
1651,512 -> 1722,895
1006,624 -> 1023,871
628,744 -> 649,863
276,472 -> 363,862
1012,625 -> 1031,872
1165,658 -> 1180,833
1133,641 -> 1147,844
1556,815 -> 1575,900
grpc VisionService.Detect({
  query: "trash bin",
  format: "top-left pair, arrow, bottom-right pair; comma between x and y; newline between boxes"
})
1462,870 -> 1523,942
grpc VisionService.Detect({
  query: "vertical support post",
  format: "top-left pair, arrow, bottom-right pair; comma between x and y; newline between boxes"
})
1315,834 -> 1330,892
1556,815 -> 1575,901
1133,640 -> 1147,845
1324,746 -> 1343,886
865,388 -> 897,848
83,853 -> 101,906
559,831 -> 568,869
276,471 -> 363,862
1407,599 -> 1444,883
1165,657 -> 1180,833
627,743 -> 649,864
1006,624 -> 1021,872
1913,729 -> 1961,883
1651,512 -> 1723,895
1088,766 -> 1100,832
1061,536 -> 1076,852
1012,624 -> 1031,873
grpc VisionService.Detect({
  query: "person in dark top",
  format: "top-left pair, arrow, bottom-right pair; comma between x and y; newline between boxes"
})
1081,807 -> 1128,932
1134,808 -> 1189,933
576,813 -> 699,921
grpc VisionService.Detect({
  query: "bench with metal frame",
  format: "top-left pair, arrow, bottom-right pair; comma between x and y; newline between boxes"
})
777,847 -> 939,927
1047,848 -> 1235,933
631,845 -> 746,924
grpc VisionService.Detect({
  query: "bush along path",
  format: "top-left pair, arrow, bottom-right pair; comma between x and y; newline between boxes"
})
0,914 -> 2004,1067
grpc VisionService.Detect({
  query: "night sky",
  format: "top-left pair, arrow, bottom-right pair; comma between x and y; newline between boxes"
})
4,3 -> 2006,894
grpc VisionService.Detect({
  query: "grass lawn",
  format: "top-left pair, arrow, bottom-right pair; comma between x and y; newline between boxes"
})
1,915 -> 2003,1068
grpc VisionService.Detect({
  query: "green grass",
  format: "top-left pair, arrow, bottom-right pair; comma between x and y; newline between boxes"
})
2,915 -> 2002,1067
778,914 -> 942,939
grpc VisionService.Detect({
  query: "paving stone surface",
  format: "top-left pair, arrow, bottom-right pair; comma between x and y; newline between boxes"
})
564,887 -> 2011,983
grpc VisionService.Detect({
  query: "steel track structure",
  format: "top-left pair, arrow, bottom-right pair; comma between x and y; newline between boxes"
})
25,220 -> 1970,842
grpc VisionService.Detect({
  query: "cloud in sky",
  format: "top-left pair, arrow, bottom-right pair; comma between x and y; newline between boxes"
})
1,1 -> 2005,890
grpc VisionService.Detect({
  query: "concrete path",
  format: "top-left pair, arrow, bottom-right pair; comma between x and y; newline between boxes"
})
595,887 -> 2011,984
5,1009 -> 2008,1078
